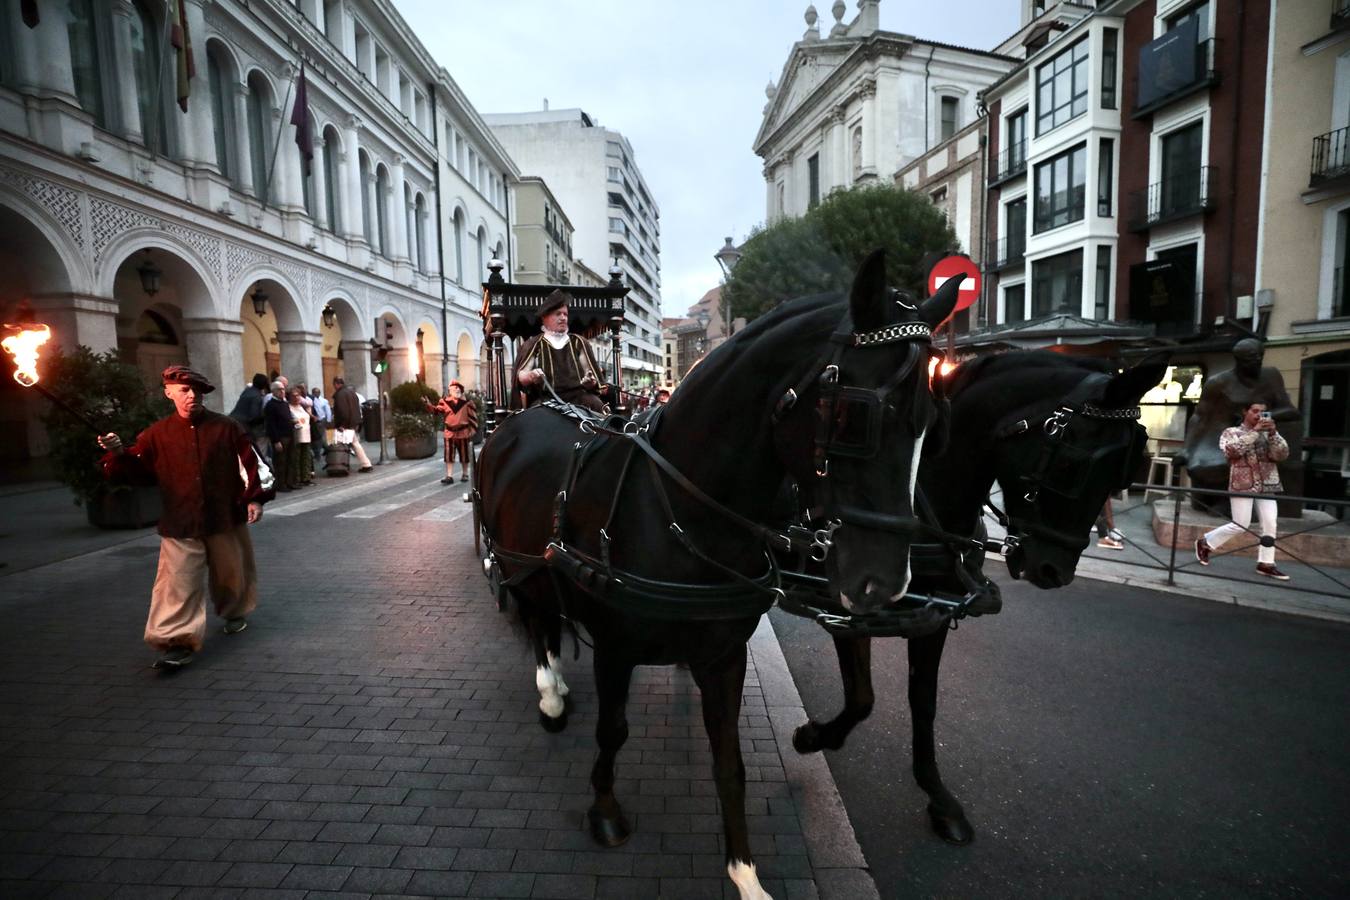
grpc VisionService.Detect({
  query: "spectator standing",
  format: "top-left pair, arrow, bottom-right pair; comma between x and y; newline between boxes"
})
264,380 -> 297,492
310,386 -> 331,463
228,373 -> 271,465
288,387 -> 314,487
1195,402 -> 1291,579
332,375 -> 374,472
97,366 -> 272,668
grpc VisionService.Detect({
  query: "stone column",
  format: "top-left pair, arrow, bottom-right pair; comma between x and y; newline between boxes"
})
11,0 -> 76,102
180,0 -> 216,169
231,81 -> 255,197
30,293 -> 120,355
110,0 -> 144,144
831,106 -> 847,190
182,317 -> 245,413
276,329 -> 324,392
859,79 -> 878,182
342,115 -> 364,242
364,171 -> 378,249
390,154 -> 408,263
424,187 -> 440,276
275,63 -> 301,212
311,134 -> 329,231
339,338 -> 375,399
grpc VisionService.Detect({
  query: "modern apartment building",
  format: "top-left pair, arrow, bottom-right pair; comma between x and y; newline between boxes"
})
511,176 -> 574,286
755,0 -> 1014,223
482,108 -> 663,387
0,0 -> 512,467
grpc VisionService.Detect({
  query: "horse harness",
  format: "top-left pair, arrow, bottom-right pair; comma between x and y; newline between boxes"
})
484,312 -> 987,636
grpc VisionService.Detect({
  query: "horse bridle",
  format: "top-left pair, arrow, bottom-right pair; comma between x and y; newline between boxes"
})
770,315 -> 936,558
990,373 -> 1145,553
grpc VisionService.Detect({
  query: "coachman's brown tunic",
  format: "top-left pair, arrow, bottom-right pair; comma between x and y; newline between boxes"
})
513,333 -> 607,413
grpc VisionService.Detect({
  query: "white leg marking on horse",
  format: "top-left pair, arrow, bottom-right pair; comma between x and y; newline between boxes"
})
546,651 -> 569,697
901,427 -> 927,597
535,664 -> 564,718
728,860 -> 772,900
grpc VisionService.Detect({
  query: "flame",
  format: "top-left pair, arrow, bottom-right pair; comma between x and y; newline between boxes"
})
927,356 -> 957,389
2,324 -> 51,387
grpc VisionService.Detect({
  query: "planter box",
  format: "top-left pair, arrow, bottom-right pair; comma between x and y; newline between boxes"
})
86,486 -> 161,529
395,432 -> 437,460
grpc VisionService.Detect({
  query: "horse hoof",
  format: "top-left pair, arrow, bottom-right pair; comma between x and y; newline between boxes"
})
792,722 -> 823,754
587,807 -> 631,848
927,803 -> 974,845
539,708 -> 568,733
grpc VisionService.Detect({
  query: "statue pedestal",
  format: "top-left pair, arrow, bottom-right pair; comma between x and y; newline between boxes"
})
1151,502 -> 1350,567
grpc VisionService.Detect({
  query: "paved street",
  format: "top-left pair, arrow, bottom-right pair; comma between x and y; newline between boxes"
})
0,461 -> 864,900
772,573 -> 1350,898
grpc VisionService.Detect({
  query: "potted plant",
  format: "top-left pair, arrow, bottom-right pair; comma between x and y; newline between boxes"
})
40,346 -> 171,529
388,380 -> 439,459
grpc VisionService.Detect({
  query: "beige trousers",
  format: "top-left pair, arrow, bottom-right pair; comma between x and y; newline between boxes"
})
350,436 -> 372,468
146,525 -> 258,651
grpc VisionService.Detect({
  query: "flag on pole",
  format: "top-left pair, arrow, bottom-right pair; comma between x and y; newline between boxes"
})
290,62 -> 313,177
21,0 -> 38,28
168,0 -> 196,112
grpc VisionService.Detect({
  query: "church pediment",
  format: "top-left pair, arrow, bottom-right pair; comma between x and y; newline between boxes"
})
757,42 -> 857,151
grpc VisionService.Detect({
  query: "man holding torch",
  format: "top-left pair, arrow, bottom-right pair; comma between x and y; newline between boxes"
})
98,365 -> 274,669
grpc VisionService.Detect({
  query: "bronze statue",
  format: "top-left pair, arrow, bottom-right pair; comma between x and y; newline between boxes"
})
1177,338 -> 1303,516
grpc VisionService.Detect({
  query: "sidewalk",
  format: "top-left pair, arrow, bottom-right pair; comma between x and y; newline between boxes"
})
984,489 -> 1350,625
0,459 -> 874,899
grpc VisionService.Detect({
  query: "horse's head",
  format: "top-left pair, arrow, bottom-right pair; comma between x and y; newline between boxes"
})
994,360 -> 1166,588
776,249 -> 962,613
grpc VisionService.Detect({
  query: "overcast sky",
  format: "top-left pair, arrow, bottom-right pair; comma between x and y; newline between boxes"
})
396,0 -> 1021,318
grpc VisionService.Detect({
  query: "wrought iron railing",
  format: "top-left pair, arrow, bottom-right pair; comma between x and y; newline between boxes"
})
989,140 -> 1028,186
1310,126 -> 1350,186
985,236 -> 1026,272
1127,166 -> 1216,231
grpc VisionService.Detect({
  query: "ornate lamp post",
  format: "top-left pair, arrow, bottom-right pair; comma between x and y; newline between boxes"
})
713,237 -> 742,342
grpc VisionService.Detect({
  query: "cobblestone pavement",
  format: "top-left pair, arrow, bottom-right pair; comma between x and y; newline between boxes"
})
0,460 -> 862,899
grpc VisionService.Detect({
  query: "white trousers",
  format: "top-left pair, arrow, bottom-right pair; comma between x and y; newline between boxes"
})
1204,496 -> 1278,565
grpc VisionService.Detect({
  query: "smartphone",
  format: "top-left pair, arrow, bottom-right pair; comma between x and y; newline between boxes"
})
1259,411 -> 1272,420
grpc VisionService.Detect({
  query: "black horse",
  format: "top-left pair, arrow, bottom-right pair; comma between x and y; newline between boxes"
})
790,350 -> 1165,845
477,251 -> 961,900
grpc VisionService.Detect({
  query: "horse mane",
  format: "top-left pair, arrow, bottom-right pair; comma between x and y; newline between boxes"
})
947,350 -> 1111,400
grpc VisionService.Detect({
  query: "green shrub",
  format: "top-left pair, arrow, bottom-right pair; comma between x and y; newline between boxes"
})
389,380 -> 439,414
40,347 -> 171,505
390,411 -> 435,438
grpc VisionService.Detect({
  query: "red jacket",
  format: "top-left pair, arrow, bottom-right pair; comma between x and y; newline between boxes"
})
103,410 -> 270,539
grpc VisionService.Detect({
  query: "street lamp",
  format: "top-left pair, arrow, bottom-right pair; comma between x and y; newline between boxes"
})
713,236 -> 741,338
321,304 -> 335,329
250,284 -> 268,317
137,250 -> 162,296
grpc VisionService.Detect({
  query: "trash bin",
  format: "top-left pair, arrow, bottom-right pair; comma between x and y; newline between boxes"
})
361,399 -> 381,442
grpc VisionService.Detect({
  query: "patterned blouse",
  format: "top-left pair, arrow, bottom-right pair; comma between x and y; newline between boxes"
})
1219,424 -> 1289,493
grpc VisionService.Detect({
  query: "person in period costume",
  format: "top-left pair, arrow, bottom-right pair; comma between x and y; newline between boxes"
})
1194,402 -> 1292,580
97,366 -> 273,669
427,380 -> 479,484
513,289 -> 609,414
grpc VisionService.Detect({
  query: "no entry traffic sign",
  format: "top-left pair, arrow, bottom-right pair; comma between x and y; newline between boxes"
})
928,255 -> 981,313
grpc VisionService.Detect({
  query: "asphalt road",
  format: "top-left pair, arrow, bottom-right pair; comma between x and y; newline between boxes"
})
770,573 -> 1350,899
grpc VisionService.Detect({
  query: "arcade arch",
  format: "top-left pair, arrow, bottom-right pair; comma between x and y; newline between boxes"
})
414,320 -> 443,391
455,332 -> 478,389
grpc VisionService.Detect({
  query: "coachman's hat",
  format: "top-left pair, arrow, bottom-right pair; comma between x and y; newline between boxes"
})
535,289 -> 572,321
161,364 -> 215,394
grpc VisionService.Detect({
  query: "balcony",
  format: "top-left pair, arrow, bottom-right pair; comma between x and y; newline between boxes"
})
1335,2 -> 1350,31
1132,37 -> 1219,119
1310,127 -> 1350,188
985,237 -> 1026,272
1127,167 -> 1216,232
988,140 -> 1028,187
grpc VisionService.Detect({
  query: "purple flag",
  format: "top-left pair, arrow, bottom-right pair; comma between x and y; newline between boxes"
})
290,63 -> 313,177
21,0 -> 38,28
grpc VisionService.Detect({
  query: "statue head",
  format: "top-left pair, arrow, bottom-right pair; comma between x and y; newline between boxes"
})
1232,338 -> 1264,376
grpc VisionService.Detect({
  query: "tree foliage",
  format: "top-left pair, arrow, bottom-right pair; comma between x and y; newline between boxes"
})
723,184 -> 960,323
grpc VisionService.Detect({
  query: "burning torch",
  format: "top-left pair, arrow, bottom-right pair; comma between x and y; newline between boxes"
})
1,322 -> 104,433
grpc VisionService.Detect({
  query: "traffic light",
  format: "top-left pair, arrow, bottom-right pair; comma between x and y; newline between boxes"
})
373,345 -> 389,375
384,319 -> 394,346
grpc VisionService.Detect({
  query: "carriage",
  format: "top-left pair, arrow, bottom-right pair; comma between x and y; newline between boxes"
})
467,252 -> 1162,900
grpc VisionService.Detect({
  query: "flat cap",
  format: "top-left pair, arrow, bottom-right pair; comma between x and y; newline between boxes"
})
536,289 -> 572,321
161,364 -> 215,394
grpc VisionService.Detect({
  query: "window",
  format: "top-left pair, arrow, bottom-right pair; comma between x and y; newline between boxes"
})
1032,249 -> 1084,317
301,140 -> 315,219
404,185 -> 416,265
1161,122 -> 1204,216
1098,138 -> 1114,217
1035,37 -> 1089,135
609,217 -> 624,233
1033,144 -> 1086,232
931,186 -> 948,206
414,194 -> 427,273
0,12 -> 13,87
453,209 -> 464,282
476,227 -> 485,280
359,153 -> 373,245
67,0 -> 110,129
207,47 -> 235,183
1095,246 -> 1113,320
130,0 -> 174,155
1007,109 -> 1027,172
1101,28 -> 1119,110
940,96 -> 960,142
808,154 -> 820,209
322,129 -> 341,233
1006,198 -> 1027,260
1167,1 -> 1210,38
1004,284 -> 1026,324
375,165 -> 389,254
246,72 -> 271,202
